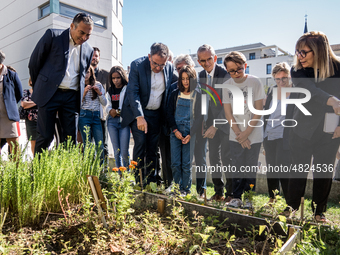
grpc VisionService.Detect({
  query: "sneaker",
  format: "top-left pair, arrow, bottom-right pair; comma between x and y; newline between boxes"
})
243,199 -> 253,209
208,194 -> 225,202
179,191 -> 187,197
164,184 -> 174,194
224,196 -> 233,203
227,198 -> 243,208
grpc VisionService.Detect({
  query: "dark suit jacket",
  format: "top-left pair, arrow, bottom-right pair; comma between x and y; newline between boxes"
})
121,56 -> 174,128
263,86 -> 298,150
290,62 -> 340,140
199,64 -> 230,135
28,28 -> 93,108
2,68 -> 23,122
95,68 -> 109,91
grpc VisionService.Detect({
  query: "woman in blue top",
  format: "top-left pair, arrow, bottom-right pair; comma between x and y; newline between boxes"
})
167,65 -> 198,195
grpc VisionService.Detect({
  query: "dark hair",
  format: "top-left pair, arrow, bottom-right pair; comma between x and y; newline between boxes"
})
72,12 -> 94,27
7,65 -> 16,72
86,66 -> 98,100
93,47 -> 100,55
150,43 -> 169,58
108,66 -> 128,89
178,65 -> 197,93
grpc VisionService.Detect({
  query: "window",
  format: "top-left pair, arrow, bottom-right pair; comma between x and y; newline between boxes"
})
245,66 -> 249,74
266,64 -> 272,74
266,77 -> 272,86
39,3 -> 50,18
59,3 -> 106,28
217,57 -> 222,64
249,53 -> 255,60
118,42 -> 122,63
118,1 -> 123,23
112,34 -> 117,59
112,0 -> 117,15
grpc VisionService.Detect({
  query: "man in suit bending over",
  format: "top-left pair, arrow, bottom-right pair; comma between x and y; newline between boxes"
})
29,13 -> 94,154
121,43 -> 174,185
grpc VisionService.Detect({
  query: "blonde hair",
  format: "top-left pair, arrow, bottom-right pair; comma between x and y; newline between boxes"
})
272,62 -> 290,78
294,31 -> 339,81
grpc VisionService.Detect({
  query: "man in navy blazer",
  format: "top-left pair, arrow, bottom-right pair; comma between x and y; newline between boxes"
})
197,44 -> 232,202
29,13 -> 94,154
121,43 -> 174,185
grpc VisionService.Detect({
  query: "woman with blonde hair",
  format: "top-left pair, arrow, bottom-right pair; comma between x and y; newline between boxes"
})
287,31 -> 340,222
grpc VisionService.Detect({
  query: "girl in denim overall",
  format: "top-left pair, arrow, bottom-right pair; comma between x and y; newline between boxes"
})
167,65 -> 197,196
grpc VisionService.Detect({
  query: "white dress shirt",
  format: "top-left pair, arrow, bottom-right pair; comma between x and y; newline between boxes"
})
145,70 -> 165,110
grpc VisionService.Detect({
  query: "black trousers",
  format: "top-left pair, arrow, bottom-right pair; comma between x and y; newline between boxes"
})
130,109 -> 160,185
35,89 -> 77,154
263,137 -> 290,199
208,129 -> 232,197
287,130 -> 339,215
101,119 -> 109,168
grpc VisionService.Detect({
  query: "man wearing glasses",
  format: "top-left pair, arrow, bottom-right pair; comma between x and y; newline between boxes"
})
121,43 -> 174,185
197,44 -> 232,202
29,13 -> 94,154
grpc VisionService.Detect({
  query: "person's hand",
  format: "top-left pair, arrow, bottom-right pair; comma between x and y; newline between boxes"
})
174,130 -> 184,140
109,109 -> 118,118
92,85 -> 102,95
182,134 -> 191,144
84,85 -> 92,95
236,130 -> 250,144
241,139 -> 251,149
327,96 -> 340,115
203,126 -> 217,139
332,126 -> 340,139
137,116 -> 147,134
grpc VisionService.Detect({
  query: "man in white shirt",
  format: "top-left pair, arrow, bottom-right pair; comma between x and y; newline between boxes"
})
121,43 -> 174,185
29,13 -> 94,154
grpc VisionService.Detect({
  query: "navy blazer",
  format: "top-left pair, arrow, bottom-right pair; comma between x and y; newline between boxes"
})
198,64 -> 230,135
28,28 -> 93,108
121,56 -> 174,128
2,69 -> 23,122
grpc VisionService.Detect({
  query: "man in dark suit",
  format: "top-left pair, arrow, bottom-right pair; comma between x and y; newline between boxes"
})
91,47 -> 109,166
29,13 -> 94,154
197,44 -> 232,202
121,43 -> 174,185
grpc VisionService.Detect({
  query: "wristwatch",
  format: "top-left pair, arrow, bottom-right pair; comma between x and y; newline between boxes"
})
116,109 -> 121,115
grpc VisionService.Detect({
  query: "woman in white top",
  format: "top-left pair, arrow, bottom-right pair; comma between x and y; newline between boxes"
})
78,66 -> 107,160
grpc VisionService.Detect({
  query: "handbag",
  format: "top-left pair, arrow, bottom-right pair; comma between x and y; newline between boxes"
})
18,106 -> 28,120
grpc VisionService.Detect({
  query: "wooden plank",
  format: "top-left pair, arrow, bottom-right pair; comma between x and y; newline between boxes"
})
87,176 -> 108,228
90,175 -> 107,210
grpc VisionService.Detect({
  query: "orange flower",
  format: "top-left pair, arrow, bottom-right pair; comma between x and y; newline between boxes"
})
119,166 -> 127,172
131,160 -> 138,166
250,184 -> 254,189
112,167 -> 119,172
129,164 -> 135,170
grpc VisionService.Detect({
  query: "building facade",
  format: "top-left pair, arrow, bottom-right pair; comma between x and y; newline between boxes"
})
0,0 -> 123,89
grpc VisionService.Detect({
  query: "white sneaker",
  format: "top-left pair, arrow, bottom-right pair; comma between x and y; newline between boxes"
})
227,198 -> 243,208
164,184 -> 173,194
243,199 -> 253,209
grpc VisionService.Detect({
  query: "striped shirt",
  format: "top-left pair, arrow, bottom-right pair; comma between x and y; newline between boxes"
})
81,82 -> 107,111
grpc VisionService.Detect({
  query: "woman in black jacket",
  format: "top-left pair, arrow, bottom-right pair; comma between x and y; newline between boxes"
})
287,31 -> 340,222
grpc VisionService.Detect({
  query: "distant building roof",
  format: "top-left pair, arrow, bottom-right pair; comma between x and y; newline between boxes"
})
331,44 -> 340,51
215,43 -> 266,55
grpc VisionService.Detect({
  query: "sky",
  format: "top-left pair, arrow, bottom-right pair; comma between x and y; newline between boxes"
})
122,0 -> 340,68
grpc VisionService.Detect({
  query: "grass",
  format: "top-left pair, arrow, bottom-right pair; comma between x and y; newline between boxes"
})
191,184 -> 340,225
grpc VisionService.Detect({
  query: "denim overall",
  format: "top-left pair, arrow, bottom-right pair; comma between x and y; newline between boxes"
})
170,95 -> 192,193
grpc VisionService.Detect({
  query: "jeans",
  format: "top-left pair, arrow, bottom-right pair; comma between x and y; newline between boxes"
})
170,131 -> 191,192
107,115 -> 130,167
230,141 -> 261,199
78,109 -> 104,159
193,134 -> 207,195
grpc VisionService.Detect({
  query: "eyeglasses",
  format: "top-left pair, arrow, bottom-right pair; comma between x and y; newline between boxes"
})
150,59 -> 166,69
274,77 -> 289,83
228,67 -> 244,75
295,49 -> 313,58
198,57 -> 214,64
